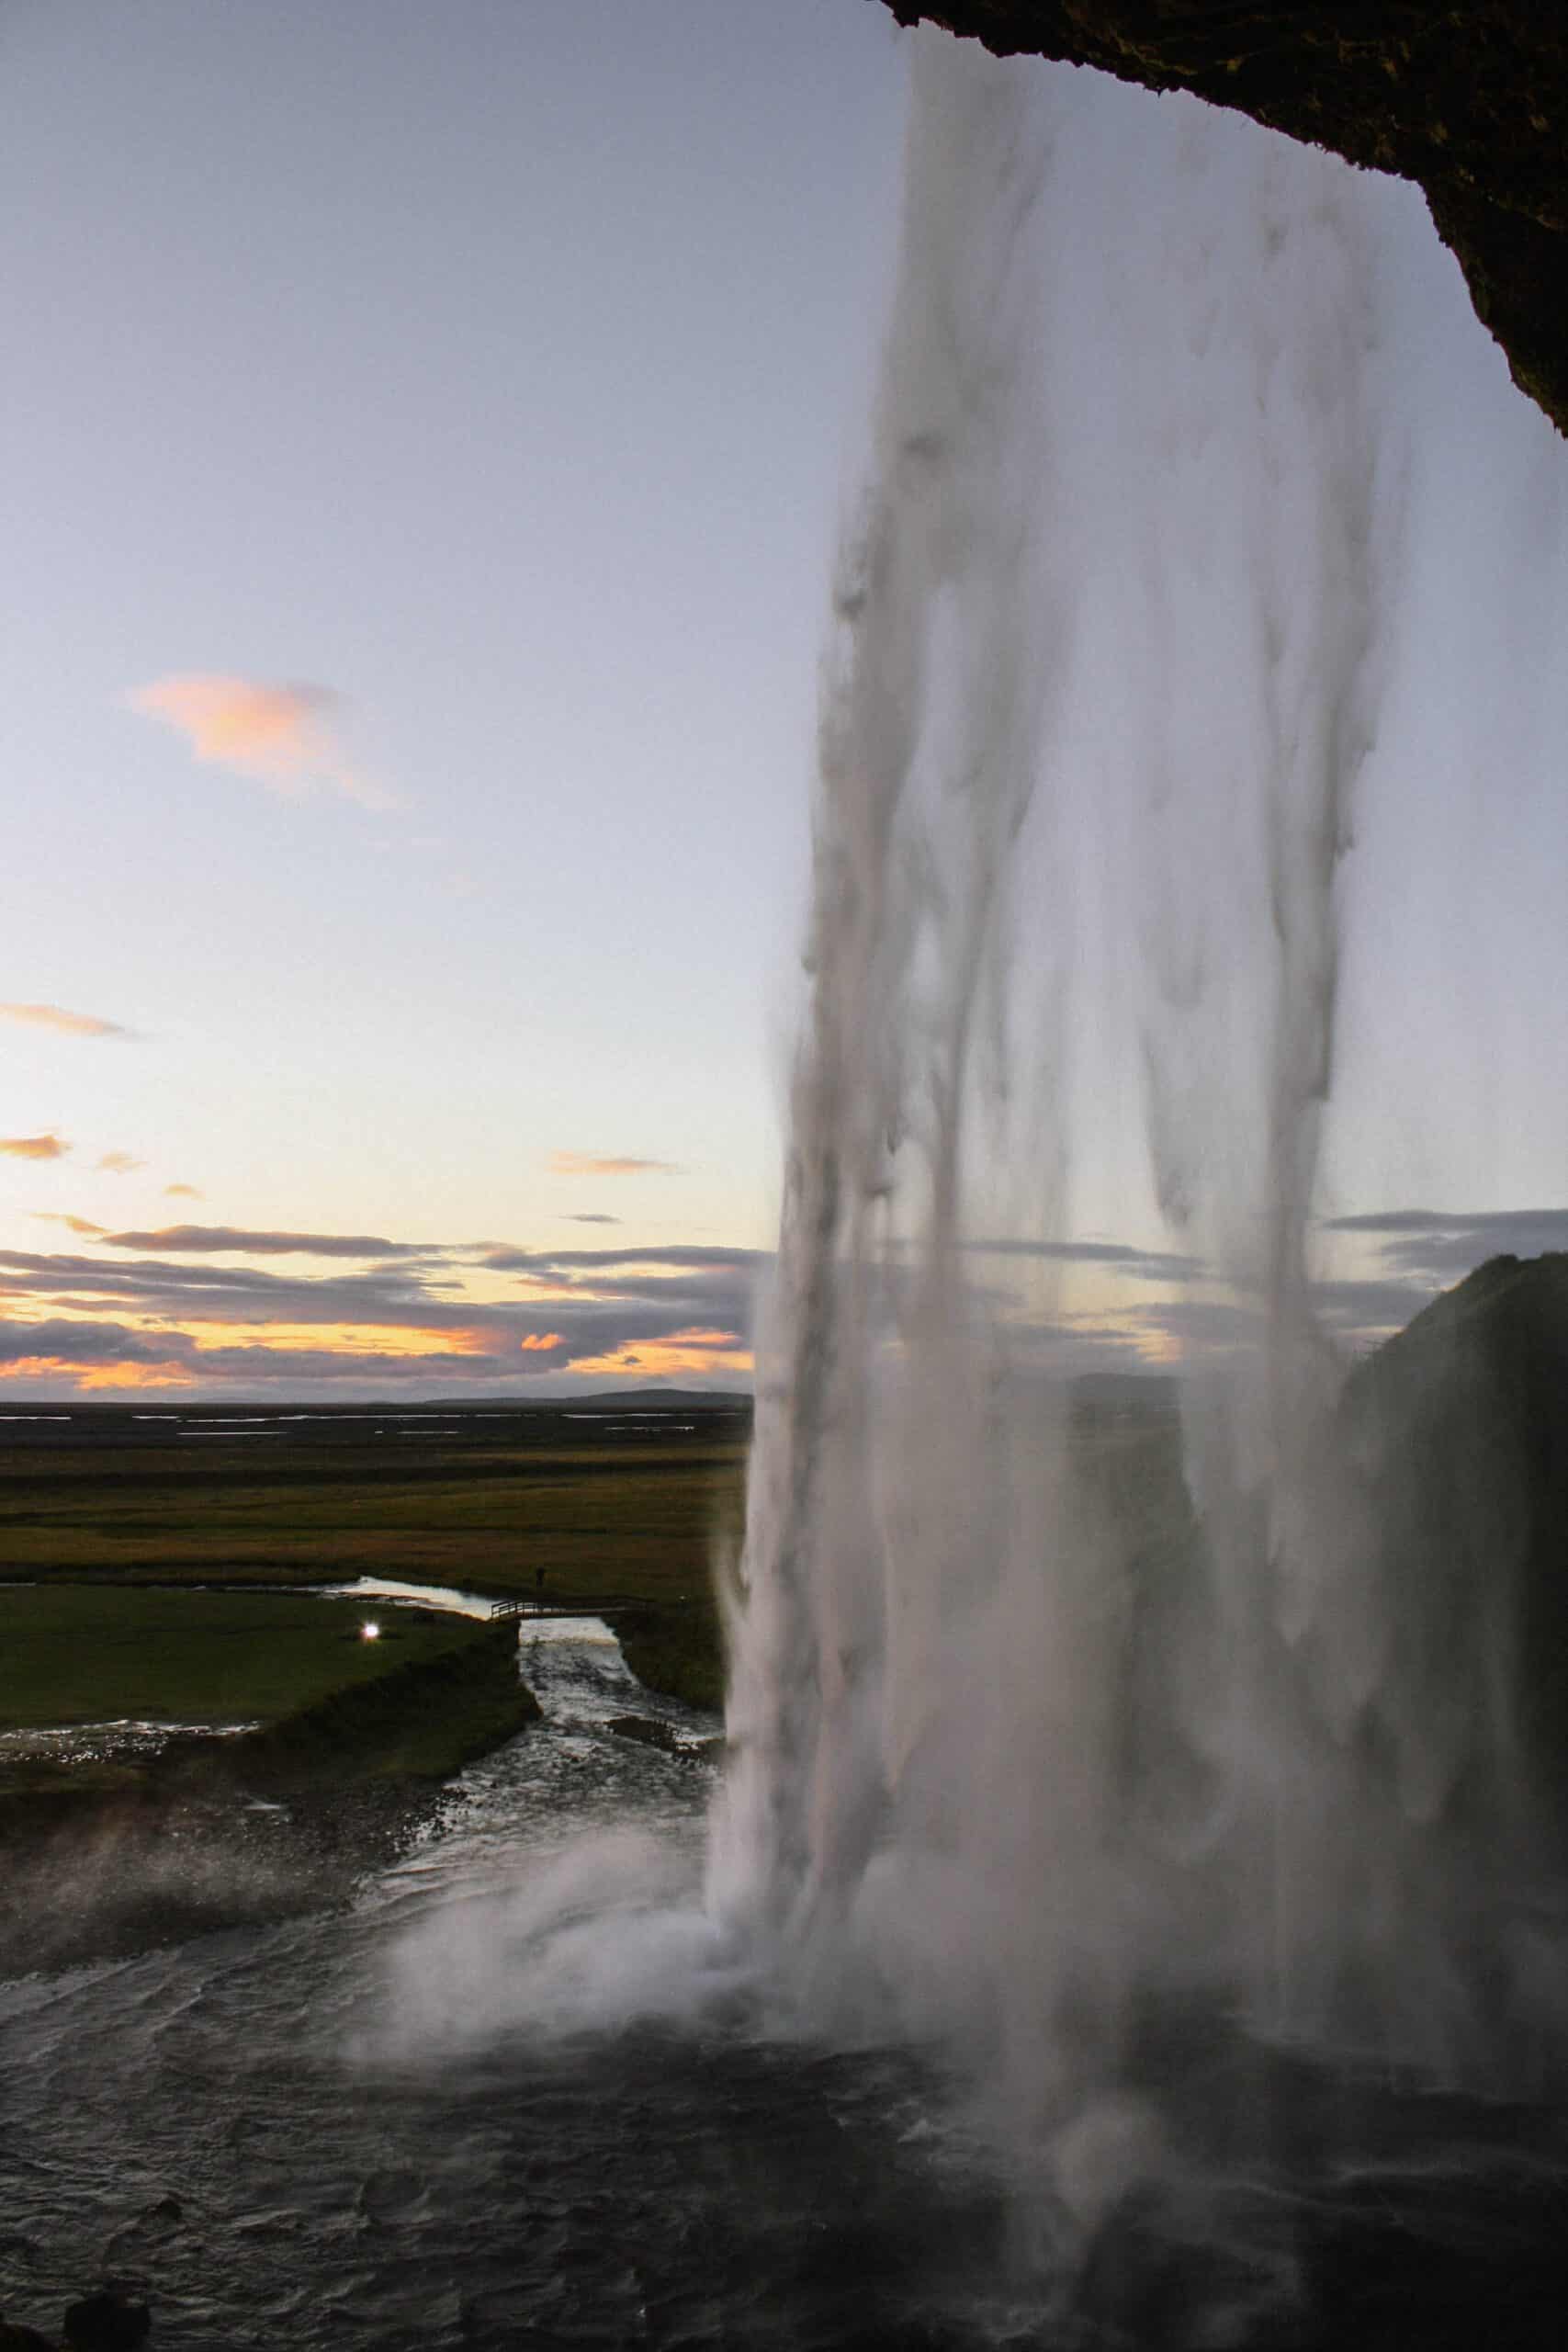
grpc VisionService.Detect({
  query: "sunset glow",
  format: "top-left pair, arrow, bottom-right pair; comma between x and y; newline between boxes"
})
3,0 -> 1563,1408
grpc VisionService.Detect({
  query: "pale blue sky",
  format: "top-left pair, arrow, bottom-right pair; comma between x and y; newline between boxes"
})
2,1 -> 902,1243
2,3 -> 1564,1396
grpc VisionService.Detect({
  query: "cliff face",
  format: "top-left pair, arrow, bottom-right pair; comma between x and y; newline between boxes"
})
1345,1253 -> 1568,1815
882,4 -> 1568,437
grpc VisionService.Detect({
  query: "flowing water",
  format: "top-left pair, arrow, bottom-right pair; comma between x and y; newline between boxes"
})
4,1628 -> 1565,2349
710,17 -> 1568,2310
0,1632 -> 1054,2350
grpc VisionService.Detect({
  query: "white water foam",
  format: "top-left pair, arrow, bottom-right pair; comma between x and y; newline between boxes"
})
368,36 -> 1568,2284
705,28 -> 1568,2243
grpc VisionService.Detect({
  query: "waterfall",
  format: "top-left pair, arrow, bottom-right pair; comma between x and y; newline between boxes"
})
707,28 -> 1568,2236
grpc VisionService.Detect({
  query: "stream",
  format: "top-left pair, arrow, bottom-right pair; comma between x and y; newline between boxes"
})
0,1615 -> 1028,2351
3,1609 -> 1565,2349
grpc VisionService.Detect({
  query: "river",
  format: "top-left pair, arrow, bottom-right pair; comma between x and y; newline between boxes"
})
0,1621 -> 1032,2350
3,1617 -> 1564,2349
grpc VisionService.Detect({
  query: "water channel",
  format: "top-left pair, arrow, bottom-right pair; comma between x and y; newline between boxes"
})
2,1601 -> 1563,2348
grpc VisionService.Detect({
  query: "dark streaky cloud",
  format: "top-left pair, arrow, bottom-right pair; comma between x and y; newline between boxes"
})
103,1225 -> 425,1258
964,1238 -> 1201,1280
1324,1207 -> 1568,1283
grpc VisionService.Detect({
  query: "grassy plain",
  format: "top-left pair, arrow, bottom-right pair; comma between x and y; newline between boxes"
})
0,1402 -> 749,1716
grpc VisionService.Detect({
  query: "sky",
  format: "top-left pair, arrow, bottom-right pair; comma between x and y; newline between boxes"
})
2,0 -> 1565,1399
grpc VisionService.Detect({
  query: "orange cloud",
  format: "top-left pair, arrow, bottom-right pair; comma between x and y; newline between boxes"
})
546,1152 -> 682,1178
74,1360 -> 197,1393
1,1133 -> 68,1160
164,1183 -> 203,1199
129,674 -> 393,810
571,1329 -> 753,1381
0,1001 -> 132,1040
148,1319 -> 501,1358
97,1150 -> 143,1175
32,1213 -> 106,1236
518,1331 -> 564,1352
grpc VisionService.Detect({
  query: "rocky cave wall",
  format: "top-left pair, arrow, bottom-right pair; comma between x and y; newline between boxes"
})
880,3 -> 1568,438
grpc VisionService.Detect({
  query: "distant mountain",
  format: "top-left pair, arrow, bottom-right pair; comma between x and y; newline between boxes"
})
550,1387 -> 750,1411
418,1386 -> 750,1411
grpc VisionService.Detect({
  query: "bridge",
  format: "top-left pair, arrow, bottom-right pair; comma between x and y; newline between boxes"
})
487,1592 -> 675,1623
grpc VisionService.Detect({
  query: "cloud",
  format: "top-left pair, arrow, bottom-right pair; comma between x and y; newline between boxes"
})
6,1186 -> 1526,1401
566,1214 -> 622,1225
0,1001 -> 134,1040
102,1225 -> 419,1258
1322,1207 -> 1568,1284
2,1133 -> 68,1160
481,1242 -> 763,1275
646,1326 -> 744,1351
32,1214 -> 106,1237
0,1248 -> 468,1325
1310,1277 -> 1436,1332
96,1151 -> 144,1175
0,1316 -> 179,1369
1005,1313 -> 1162,1378
478,1242 -> 762,1330
546,1152 -> 683,1178
0,1235 -> 756,1396
964,1238 -> 1201,1281
1130,1298 -> 1265,1351
164,1183 -> 203,1199
128,674 -> 393,810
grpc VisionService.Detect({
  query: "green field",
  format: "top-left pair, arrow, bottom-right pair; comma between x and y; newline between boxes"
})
0,1408 -> 749,1720
0,1436 -> 744,1595
0,1585 -> 489,1732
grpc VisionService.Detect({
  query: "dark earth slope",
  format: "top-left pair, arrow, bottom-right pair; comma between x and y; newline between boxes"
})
1345,1250 -> 1568,1807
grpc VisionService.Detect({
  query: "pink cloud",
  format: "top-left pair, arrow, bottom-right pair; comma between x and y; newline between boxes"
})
0,1001 -> 133,1040
128,675 -> 393,810
546,1151 -> 682,1178
1,1132 -> 69,1161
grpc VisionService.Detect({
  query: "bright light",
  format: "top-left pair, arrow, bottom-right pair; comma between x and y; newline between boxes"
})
361,1620 -> 381,1641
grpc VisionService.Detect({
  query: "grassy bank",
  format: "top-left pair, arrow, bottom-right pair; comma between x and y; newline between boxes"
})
0,1622 -> 537,1974
218,1618 -> 539,1788
0,1584 -> 500,1733
612,1600 -> 726,1712
0,1601 -> 538,1804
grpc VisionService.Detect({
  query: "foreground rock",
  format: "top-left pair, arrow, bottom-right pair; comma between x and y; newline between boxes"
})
63,2289 -> 151,2351
0,2285 -> 151,2352
881,3 -> 1568,438
0,2319 -> 57,2351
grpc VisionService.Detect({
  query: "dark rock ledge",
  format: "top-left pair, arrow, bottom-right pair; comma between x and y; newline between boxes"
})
879,3 -> 1568,438
1,2280 -> 151,2350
